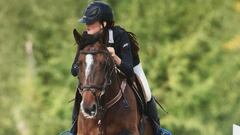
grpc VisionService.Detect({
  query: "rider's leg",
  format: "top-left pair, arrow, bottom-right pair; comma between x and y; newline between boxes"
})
133,63 -> 161,133
133,63 -> 152,102
70,87 -> 82,135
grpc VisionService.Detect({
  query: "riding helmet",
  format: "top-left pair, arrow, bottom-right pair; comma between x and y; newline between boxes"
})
79,1 -> 114,24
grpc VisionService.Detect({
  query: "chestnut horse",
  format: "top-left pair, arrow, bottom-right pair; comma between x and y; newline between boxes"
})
73,29 -> 153,135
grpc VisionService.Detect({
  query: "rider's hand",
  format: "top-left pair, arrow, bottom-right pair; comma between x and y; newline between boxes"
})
107,47 -> 116,57
107,47 -> 121,65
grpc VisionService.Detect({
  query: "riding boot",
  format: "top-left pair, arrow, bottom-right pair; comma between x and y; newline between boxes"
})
70,88 -> 82,135
146,97 -> 161,135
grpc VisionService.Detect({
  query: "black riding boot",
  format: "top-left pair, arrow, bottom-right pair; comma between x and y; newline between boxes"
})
146,97 -> 161,135
70,89 -> 82,135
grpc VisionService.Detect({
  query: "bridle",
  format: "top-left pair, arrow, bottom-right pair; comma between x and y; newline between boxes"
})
76,48 -> 128,135
77,49 -> 117,135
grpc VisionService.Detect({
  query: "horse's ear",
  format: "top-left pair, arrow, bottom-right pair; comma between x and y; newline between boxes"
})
73,29 -> 83,46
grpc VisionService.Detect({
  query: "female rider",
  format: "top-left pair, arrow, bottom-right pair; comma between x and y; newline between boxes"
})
70,1 -> 161,135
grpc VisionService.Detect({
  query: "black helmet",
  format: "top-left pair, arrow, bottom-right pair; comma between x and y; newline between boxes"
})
79,1 -> 114,24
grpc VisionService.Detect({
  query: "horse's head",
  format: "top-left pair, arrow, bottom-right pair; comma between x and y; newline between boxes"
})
73,29 -> 115,119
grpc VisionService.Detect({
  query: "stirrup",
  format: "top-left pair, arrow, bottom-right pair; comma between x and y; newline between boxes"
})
160,127 -> 172,135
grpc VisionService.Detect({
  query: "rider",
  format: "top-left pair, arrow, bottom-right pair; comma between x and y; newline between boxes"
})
70,1 -> 161,135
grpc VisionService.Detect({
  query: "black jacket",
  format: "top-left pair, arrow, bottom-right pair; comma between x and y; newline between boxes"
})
71,26 -> 140,77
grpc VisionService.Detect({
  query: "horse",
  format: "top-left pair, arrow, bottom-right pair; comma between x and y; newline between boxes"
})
73,29 -> 153,135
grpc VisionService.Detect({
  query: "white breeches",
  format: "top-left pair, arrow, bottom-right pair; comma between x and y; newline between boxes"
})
133,63 -> 152,102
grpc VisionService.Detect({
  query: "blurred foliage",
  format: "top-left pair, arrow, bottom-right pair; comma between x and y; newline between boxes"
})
0,0 -> 239,135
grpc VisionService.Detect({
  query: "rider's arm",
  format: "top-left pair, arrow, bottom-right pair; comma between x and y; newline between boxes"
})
115,31 -> 134,77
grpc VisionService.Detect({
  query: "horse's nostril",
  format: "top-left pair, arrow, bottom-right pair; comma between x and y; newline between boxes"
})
84,104 -> 97,116
92,104 -> 96,111
84,108 -> 91,115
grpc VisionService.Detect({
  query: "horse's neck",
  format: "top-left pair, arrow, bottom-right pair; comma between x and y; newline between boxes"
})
104,71 -> 122,104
